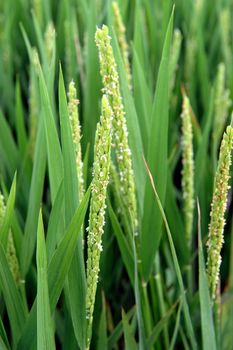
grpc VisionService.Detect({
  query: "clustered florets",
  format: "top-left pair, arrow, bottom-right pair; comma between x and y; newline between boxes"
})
181,93 -> 194,247
206,123 -> 233,300
95,25 -> 137,229
85,95 -> 112,347
68,80 -> 84,200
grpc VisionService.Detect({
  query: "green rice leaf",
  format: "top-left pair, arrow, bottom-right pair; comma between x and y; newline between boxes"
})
107,307 -> 136,350
0,173 -> 16,249
143,157 -> 197,350
107,196 -> 134,286
0,112 -> 19,177
132,44 -> 152,152
141,8 -> 174,280
17,187 -> 90,350
110,27 -> 145,216
38,64 -> 63,203
97,294 -> 107,350
0,316 -> 10,349
147,298 -> 180,347
122,309 -> 138,350
59,67 -> 86,349
46,180 -> 64,262
36,210 -> 55,350
197,203 -> 217,350
0,243 -> 27,347
15,79 -> 27,157
83,2 -> 101,150
20,118 -> 46,276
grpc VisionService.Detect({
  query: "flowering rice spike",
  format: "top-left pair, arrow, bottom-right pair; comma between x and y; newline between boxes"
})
95,24 -> 137,230
68,80 -> 84,201
112,1 -> 131,89
85,95 -> 112,348
181,92 -> 194,247
206,119 -> 233,300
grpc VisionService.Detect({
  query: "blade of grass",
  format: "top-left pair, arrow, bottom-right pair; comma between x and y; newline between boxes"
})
15,78 -> 27,157
107,306 -> 136,349
0,316 -> 10,350
143,156 -> 197,350
165,170 -> 189,266
110,27 -> 145,216
97,293 -> 107,350
147,298 -> 180,348
141,8 -> 174,280
0,111 -> 19,177
20,118 -> 46,276
17,187 -> 90,350
0,173 -> 17,249
38,64 -> 63,203
36,210 -> 56,350
132,44 -> 152,152
59,67 -> 86,349
83,2 -> 101,151
132,236 -> 147,350
197,201 -> 217,350
0,337 -> 9,350
122,309 -> 138,350
46,180 -> 64,262
170,299 -> 183,350
107,196 -> 134,286
0,243 -> 27,347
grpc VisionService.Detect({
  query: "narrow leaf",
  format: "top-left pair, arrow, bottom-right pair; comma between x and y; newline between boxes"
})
141,8 -> 174,280
0,173 -> 17,249
37,211 -> 55,350
122,309 -> 138,350
197,202 -> 217,350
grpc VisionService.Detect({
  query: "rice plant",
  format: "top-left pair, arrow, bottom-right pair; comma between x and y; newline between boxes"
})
1,1 -> 233,349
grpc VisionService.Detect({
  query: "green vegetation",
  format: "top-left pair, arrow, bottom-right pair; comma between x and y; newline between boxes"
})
0,0 -> 233,349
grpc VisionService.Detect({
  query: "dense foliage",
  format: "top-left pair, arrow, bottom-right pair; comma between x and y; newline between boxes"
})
0,0 -> 233,349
